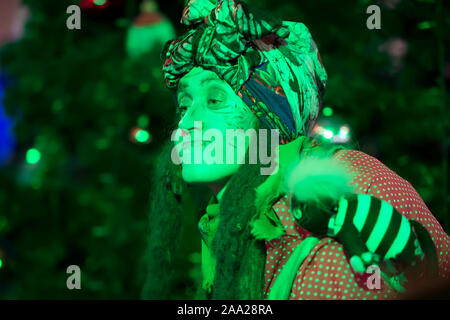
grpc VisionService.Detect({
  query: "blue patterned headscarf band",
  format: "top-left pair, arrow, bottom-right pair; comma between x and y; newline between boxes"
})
162,0 -> 327,144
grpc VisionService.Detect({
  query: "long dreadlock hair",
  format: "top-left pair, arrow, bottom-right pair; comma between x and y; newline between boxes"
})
210,121 -> 274,299
140,140 -> 186,299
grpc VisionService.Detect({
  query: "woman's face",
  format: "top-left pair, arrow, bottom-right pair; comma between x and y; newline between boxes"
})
173,67 -> 256,183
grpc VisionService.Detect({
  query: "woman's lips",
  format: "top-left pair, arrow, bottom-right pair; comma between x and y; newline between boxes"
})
182,140 -> 205,147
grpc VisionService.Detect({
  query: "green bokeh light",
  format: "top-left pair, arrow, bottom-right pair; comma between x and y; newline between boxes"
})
93,0 -> 107,6
0,259 -> 3,269
135,129 -> 150,143
323,107 -> 333,117
137,115 -> 150,128
26,148 -> 41,164
139,83 -> 150,93
417,21 -> 434,30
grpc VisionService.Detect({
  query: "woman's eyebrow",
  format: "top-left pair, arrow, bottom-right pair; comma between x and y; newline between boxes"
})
178,77 -> 223,90
177,92 -> 191,100
201,77 -> 222,85
207,83 -> 226,89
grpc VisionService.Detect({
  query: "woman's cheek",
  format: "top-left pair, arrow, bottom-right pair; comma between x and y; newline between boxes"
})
217,104 -> 244,128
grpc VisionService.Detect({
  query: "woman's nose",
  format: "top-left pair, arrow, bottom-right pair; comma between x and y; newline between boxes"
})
206,203 -> 220,218
180,130 -> 189,137
178,103 -> 203,130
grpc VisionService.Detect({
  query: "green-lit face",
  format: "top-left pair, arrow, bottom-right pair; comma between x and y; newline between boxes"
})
173,67 -> 257,183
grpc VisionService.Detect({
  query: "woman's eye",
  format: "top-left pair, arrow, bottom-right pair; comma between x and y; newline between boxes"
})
178,105 -> 188,116
208,98 -> 223,109
177,95 -> 191,112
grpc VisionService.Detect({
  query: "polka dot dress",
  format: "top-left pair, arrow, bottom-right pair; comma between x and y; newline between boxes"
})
263,149 -> 450,300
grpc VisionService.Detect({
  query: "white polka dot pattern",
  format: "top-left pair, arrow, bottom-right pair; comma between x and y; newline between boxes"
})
263,149 -> 450,300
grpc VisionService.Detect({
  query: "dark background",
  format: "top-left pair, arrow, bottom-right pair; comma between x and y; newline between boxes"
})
0,0 -> 448,299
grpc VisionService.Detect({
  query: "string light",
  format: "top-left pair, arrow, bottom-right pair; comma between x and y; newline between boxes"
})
313,123 -> 351,143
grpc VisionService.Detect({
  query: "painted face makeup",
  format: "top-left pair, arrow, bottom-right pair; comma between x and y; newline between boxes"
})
171,67 -> 260,183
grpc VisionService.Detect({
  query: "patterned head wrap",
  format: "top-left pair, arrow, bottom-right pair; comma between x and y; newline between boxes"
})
162,0 -> 327,144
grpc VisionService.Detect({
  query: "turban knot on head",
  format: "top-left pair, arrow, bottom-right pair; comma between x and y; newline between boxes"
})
162,0 -> 327,143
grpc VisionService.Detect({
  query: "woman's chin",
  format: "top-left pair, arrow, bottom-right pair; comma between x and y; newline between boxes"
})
181,163 -> 239,183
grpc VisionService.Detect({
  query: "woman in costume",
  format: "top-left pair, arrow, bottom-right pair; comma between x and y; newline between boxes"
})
142,0 -> 450,300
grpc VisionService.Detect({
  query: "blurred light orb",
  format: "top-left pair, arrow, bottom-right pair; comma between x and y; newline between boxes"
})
322,107 -> 334,117
339,126 -> 349,139
130,126 -> 152,144
312,124 -> 351,143
136,129 -> 150,143
323,130 -> 334,139
381,0 -> 402,9
93,0 -> 108,6
137,115 -> 150,128
313,125 -> 324,135
26,148 -> 41,164
126,0 -> 176,57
